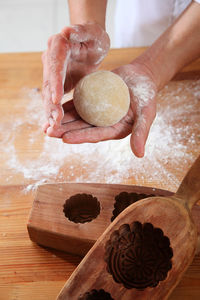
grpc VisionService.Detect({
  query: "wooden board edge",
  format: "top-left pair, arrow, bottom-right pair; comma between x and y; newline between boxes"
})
27,223 -> 94,257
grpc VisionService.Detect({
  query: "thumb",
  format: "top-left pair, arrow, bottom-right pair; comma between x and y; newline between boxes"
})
130,104 -> 156,158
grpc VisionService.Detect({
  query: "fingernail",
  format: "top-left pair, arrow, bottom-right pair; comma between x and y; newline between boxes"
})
49,117 -> 54,127
52,110 -> 58,121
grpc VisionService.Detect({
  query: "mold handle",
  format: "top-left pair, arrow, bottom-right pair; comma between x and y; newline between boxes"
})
176,155 -> 200,210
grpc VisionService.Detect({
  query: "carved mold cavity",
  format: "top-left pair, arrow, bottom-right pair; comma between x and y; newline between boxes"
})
104,221 -> 173,290
111,192 -> 155,221
78,289 -> 114,300
63,193 -> 100,224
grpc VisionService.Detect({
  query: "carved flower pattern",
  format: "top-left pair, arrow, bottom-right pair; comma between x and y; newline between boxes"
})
78,289 -> 114,300
63,193 -> 100,223
111,192 -> 155,221
105,221 -> 173,290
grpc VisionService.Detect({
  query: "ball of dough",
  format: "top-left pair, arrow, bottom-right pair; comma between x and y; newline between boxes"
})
73,70 -> 130,127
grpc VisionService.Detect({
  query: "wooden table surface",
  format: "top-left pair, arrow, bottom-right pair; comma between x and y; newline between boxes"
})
0,48 -> 200,300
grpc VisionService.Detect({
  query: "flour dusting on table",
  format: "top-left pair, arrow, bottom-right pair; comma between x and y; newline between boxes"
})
1,80 -> 200,193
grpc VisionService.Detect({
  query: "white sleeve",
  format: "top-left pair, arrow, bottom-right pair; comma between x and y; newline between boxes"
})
194,0 -> 200,3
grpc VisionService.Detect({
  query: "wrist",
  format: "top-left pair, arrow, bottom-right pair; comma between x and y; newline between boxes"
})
131,37 -> 181,91
68,0 -> 107,30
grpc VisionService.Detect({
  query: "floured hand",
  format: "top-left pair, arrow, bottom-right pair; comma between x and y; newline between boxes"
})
47,63 -> 157,158
42,22 -> 110,131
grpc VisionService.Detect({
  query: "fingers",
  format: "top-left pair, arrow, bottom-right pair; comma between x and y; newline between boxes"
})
48,35 -> 71,104
60,103 -> 132,143
61,116 -> 133,144
42,34 -> 70,130
42,68 -> 64,129
44,99 -> 77,136
112,63 -> 158,158
42,23 -> 111,140
47,100 -> 133,143
42,22 -> 110,131
130,102 -> 156,158
46,99 -> 86,138
62,126 -> 118,144
47,119 -> 91,138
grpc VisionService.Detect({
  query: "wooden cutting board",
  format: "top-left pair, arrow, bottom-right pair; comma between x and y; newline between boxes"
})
1,50 -> 200,300
27,183 -> 200,256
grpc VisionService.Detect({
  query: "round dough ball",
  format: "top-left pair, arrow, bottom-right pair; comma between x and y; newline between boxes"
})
73,70 -> 130,127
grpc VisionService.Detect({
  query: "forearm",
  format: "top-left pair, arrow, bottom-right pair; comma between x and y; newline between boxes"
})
68,0 -> 107,29
134,1 -> 200,90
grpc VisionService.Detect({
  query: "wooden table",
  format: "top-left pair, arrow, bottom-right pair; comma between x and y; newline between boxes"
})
0,48 -> 200,300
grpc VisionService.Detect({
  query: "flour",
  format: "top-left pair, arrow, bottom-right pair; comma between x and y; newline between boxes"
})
69,24 -> 109,66
1,80 -> 200,193
130,75 -> 156,107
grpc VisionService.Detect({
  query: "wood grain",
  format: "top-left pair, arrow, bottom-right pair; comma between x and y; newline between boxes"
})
27,183 -> 173,256
27,182 -> 200,257
0,48 -> 200,300
57,156 -> 200,299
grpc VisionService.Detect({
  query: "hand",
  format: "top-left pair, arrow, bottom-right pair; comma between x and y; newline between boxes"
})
46,63 -> 157,158
42,22 -> 110,131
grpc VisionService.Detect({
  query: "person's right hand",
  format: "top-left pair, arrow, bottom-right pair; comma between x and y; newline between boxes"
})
46,62 -> 157,158
42,22 -> 110,131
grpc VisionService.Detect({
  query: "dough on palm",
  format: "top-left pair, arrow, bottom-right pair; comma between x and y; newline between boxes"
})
73,70 -> 130,127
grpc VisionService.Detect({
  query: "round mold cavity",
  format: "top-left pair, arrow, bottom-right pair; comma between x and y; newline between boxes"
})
111,192 -> 155,221
63,193 -> 100,224
78,289 -> 114,300
104,221 -> 173,290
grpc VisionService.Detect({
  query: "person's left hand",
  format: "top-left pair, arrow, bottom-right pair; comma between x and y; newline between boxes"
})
42,23 -> 110,132
46,63 -> 157,157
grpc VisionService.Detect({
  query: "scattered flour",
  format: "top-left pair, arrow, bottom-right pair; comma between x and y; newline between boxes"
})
1,80 -> 200,193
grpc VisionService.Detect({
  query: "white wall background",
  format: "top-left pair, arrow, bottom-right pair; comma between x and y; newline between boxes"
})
0,0 -> 116,53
